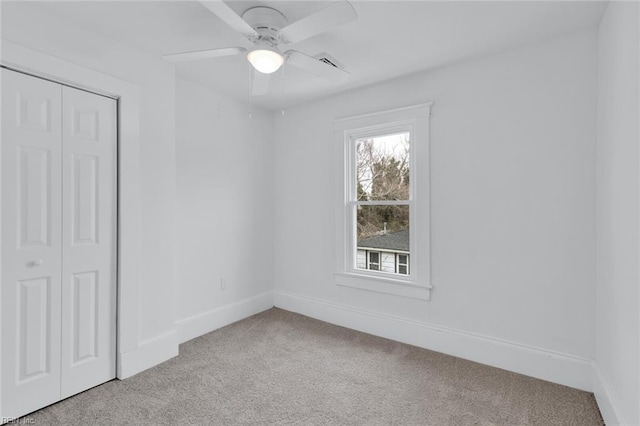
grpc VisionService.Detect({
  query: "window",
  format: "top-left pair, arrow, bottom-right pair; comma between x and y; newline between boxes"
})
334,103 -> 432,300
367,251 -> 381,271
397,254 -> 408,275
355,131 -> 410,276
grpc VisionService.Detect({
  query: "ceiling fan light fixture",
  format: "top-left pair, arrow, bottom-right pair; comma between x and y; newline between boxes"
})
247,46 -> 284,74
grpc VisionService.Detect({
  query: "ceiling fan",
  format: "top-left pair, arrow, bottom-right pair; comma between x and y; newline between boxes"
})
162,0 -> 357,95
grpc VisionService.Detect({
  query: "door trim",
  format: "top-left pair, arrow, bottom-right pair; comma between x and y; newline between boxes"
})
0,39 -> 143,382
0,65 -> 118,100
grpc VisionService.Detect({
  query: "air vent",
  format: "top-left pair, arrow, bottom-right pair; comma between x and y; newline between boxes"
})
314,53 -> 344,70
319,57 -> 338,68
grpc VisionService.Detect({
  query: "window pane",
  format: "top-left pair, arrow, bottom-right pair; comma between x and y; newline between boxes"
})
356,205 -> 409,274
356,132 -> 410,201
357,205 -> 409,242
398,265 -> 408,275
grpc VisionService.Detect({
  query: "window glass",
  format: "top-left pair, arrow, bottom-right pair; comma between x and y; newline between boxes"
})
356,133 -> 410,201
356,205 -> 409,275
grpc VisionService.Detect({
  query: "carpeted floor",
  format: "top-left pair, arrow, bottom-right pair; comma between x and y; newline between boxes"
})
26,308 -> 603,425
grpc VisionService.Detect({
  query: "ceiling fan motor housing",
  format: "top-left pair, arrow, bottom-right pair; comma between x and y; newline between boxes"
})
242,7 -> 288,44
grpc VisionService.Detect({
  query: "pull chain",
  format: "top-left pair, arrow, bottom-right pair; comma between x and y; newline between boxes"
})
248,65 -> 253,119
281,63 -> 286,116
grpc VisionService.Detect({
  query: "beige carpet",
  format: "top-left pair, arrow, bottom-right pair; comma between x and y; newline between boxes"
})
26,308 -> 603,425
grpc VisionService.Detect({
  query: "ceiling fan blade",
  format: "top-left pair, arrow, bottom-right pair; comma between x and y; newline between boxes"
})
252,70 -> 271,96
286,51 -> 349,83
162,47 -> 245,63
199,0 -> 258,40
279,0 -> 357,44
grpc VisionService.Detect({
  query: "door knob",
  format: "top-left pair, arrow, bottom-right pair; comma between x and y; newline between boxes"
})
28,259 -> 43,267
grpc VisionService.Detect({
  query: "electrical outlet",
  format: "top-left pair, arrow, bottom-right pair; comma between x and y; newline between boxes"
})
220,277 -> 228,290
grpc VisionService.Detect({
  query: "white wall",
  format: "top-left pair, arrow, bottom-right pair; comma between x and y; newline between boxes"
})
595,2 -> 640,425
174,79 -> 274,341
273,29 -> 598,368
1,3 -> 176,347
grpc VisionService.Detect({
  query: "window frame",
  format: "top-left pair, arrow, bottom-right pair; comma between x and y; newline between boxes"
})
333,103 -> 432,301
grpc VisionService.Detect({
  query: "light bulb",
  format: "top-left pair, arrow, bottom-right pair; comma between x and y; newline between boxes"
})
247,47 -> 284,74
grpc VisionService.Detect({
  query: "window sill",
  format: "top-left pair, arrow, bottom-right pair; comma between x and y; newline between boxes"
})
334,271 -> 432,301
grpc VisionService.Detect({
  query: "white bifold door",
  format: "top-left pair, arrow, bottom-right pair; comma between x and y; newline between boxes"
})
1,68 -> 116,419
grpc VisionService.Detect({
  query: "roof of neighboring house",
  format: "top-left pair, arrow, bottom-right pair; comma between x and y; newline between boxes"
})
357,229 -> 409,252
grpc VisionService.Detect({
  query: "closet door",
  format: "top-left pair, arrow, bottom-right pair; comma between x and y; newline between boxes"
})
60,86 -> 116,399
1,69 -> 64,417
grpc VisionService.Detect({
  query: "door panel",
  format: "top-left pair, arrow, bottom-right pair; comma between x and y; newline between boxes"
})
72,154 -> 99,245
60,86 -> 116,399
18,147 -> 52,248
71,271 -> 99,364
16,89 -> 53,132
1,68 -> 63,419
17,277 -> 52,382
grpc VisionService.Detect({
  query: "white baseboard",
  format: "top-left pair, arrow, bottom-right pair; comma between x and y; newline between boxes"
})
116,292 -> 274,379
593,362 -> 626,425
117,329 -> 179,379
175,291 -> 274,344
274,290 -> 594,392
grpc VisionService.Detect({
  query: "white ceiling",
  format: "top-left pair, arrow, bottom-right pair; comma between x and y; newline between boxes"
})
29,1 -> 606,110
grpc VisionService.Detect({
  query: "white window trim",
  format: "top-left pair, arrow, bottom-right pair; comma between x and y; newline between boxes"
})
333,103 -> 432,301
